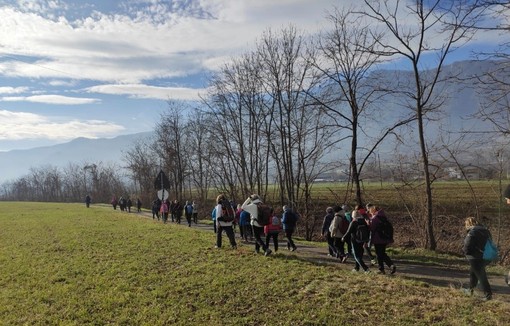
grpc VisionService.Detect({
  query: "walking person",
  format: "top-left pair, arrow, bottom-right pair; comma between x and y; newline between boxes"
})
151,198 -> 161,220
241,194 -> 272,256
239,207 -> 251,242
264,210 -> 282,253
160,199 -> 169,224
282,205 -> 298,251
136,198 -> 142,212
342,204 -> 353,259
215,194 -> 237,249
369,205 -> 396,274
360,204 -> 376,265
170,200 -> 182,224
462,217 -> 492,300
192,201 -> 199,224
321,207 -> 338,257
184,201 -> 193,227
329,206 -> 349,262
111,196 -> 118,210
503,185 -> 510,286
342,210 -> 370,273
85,194 -> 91,208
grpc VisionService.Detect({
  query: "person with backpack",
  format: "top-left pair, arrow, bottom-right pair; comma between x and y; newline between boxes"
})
462,216 -> 492,301
282,205 -> 298,251
214,194 -> 237,249
342,210 -> 370,273
369,205 -> 396,274
321,207 -> 338,258
329,206 -> 349,262
241,194 -> 272,256
184,201 -> 193,227
264,209 -> 282,253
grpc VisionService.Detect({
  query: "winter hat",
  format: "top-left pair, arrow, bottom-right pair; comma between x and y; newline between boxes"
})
326,207 -> 334,213
250,194 -> 262,204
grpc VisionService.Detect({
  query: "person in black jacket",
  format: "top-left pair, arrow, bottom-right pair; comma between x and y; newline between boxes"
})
462,217 -> 492,300
342,210 -> 370,273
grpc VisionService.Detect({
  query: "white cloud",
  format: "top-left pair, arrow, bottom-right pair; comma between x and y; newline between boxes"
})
85,83 -> 206,100
1,95 -> 100,105
0,109 -> 125,140
0,86 -> 29,94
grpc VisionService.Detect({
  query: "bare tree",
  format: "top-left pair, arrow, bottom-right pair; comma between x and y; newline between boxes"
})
312,7 -> 417,206
154,101 -> 188,201
360,0 -> 483,250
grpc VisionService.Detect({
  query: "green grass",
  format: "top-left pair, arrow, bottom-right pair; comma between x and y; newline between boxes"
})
0,202 -> 509,325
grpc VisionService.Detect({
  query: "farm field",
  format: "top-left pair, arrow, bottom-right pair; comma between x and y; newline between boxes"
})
0,202 -> 509,325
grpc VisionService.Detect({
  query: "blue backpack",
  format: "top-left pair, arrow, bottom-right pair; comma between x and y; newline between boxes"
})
483,238 -> 499,262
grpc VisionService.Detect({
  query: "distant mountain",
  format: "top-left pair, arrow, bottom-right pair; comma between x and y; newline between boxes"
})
0,132 -> 153,183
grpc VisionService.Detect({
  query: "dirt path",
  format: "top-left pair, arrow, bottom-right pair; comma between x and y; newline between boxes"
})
129,209 -> 510,303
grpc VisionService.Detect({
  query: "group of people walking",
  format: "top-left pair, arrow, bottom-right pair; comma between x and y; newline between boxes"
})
110,196 -> 142,213
107,189 -> 509,301
322,203 -> 396,275
151,198 -> 198,226
212,194 -> 299,256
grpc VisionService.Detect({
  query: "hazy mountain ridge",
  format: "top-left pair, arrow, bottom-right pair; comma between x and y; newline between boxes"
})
0,132 -> 153,183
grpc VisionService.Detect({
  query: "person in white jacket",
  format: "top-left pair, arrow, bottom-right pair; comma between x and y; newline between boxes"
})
241,194 -> 272,256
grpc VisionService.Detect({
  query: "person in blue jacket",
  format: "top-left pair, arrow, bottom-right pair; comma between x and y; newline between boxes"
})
282,205 -> 298,251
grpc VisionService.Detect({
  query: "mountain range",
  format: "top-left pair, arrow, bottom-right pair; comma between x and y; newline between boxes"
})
0,132 -> 153,184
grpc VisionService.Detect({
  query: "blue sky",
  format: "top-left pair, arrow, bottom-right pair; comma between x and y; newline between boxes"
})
0,0 -> 508,152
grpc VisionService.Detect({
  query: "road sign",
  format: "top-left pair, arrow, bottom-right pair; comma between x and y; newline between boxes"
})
157,189 -> 169,201
154,170 -> 170,190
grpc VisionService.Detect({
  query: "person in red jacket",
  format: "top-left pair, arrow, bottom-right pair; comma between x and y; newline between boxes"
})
264,209 -> 282,253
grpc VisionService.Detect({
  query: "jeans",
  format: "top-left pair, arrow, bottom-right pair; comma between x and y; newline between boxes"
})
285,229 -> 296,250
333,237 -> 345,257
468,258 -> 492,298
352,241 -> 369,271
374,243 -> 393,271
252,225 -> 268,252
216,225 -> 237,248
265,232 -> 279,252
326,232 -> 337,256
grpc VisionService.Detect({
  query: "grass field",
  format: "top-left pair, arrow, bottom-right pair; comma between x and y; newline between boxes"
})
1,202 -> 509,325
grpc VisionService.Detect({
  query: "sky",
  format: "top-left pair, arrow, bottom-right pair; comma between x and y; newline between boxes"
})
0,0 -> 508,152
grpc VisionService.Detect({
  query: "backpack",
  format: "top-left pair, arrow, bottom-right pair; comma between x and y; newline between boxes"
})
256,204 -> 272,226
377,216 -> 394,241
185,204 -> 193,215
483,237 -> 499,262
271,215 -> 281,226
354,218 -> 370,243
218,200 -> 235,222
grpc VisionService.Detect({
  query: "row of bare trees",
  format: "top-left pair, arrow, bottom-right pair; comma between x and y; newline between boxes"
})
0,162 -> 128,203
